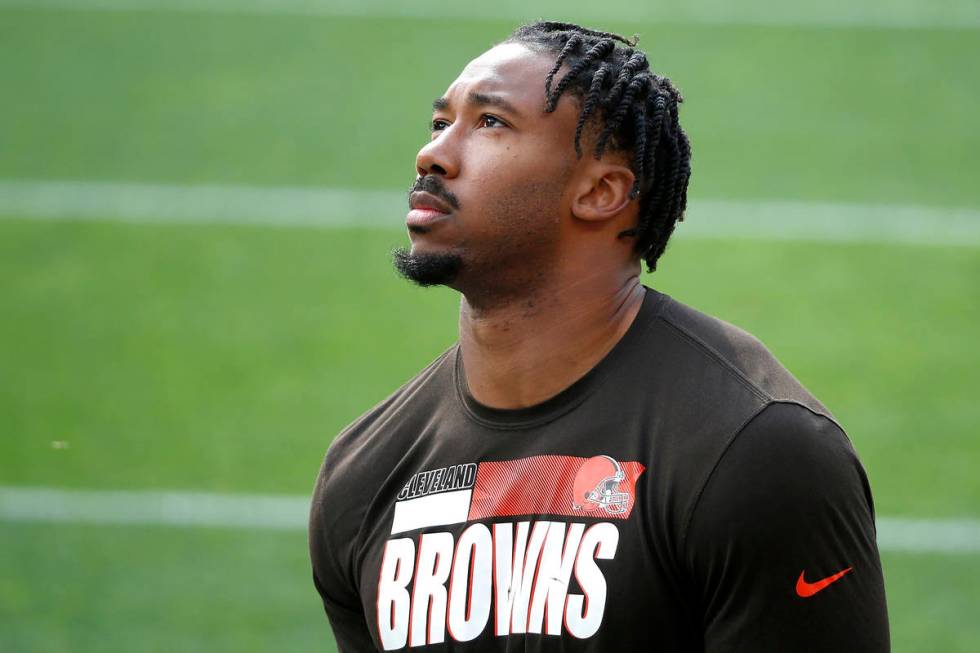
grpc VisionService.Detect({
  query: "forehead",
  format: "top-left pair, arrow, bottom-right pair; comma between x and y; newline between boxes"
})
442,42 -> 554,110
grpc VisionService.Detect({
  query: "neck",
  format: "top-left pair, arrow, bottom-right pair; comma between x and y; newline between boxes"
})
458,268 -> 645,409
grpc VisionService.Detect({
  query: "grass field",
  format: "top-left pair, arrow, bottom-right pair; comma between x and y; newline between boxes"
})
1,2 -> 978,651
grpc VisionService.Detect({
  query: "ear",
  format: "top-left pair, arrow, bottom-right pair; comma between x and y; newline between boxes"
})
569,162 -> 636,223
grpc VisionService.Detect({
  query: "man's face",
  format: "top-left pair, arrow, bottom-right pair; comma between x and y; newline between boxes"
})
396,42 -> 583,298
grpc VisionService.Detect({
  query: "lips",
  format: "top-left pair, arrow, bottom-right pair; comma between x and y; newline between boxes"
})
407,191 -> 454,229
409,191 -> 453,214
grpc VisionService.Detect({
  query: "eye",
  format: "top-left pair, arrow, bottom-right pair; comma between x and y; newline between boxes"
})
478,114 -> 507,129
430,118 -> 450,133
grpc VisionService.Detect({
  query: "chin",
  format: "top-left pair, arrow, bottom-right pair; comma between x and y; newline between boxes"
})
392,247 -> 464,287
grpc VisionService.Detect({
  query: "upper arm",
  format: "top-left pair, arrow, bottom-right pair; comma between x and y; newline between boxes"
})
684,402 -> 889,651
312,571 -> 377,652
309,442 -> 377,652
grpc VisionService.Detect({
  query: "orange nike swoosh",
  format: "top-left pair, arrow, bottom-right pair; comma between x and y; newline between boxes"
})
795,567 -> 853,598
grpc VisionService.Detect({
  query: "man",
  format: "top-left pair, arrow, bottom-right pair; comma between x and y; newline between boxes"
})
309,21 -> 889,652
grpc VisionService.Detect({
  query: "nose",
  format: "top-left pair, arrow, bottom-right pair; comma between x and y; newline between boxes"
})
415,132 -> 459,179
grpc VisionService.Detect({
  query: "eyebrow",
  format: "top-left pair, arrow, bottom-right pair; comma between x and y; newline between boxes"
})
432,92 -> 524,118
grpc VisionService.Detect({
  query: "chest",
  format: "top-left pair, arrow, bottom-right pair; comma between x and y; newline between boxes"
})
353,426 -> 695,651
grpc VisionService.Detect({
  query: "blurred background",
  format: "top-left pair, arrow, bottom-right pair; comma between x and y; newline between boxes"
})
1,0 -> 978,651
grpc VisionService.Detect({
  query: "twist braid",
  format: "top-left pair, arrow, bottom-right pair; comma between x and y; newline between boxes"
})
546,40 -> 616,112
572,63 -> 611,157
544,35 -> 583,99
603,52 -> 648,112
595,74 -> 652,157
629,98 -> 648,199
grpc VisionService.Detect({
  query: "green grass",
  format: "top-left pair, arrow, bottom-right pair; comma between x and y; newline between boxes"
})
1,2 -> 978,652
881,551 -> 980,651
0,523 -> 331,653
1,9 -> 979,206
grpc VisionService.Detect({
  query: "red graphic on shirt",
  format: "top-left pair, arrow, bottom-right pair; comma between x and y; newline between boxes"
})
796,567 -> 853,598
572,455 -> 633,514
466,454 -> 645,521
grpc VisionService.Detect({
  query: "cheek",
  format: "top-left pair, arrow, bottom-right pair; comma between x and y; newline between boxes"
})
459,137 -> 573,236
481,179 -> 567,239
466,145 -> 522,187
471,145 -> 569,198
469,134 -> 569,181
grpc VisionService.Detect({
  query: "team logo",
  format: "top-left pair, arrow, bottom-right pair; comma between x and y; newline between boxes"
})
376,454 -> 646,649
571,455 -> 631,515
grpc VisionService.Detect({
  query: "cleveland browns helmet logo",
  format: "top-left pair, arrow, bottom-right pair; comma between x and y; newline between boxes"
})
571,455 -> 631,514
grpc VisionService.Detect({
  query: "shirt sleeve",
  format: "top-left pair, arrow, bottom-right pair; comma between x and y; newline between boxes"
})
683,401 -> 890,651
311,570 -> 377,652
309,444 -> 378,652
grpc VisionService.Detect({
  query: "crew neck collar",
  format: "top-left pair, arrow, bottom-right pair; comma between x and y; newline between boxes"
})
453,286 -> 667,430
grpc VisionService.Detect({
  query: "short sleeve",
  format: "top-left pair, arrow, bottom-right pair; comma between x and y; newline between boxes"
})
684,401 -> 890,651
309,443 -> 377,652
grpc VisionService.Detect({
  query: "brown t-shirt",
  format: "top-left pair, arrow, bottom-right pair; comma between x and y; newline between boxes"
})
309,287 -> 889,651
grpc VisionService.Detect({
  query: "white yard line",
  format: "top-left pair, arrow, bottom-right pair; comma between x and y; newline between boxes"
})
1,0 -> 979,31
1,486 -> 978,553
2,178 -> 979,247
0,486 -> 309,531
0,179 -> 400,228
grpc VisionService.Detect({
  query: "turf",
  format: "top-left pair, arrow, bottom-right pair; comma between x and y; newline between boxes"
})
0,523 -> 330,653
1,2 -> 978,652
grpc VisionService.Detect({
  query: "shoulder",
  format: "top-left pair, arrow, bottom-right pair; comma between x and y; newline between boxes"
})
310,345 -> 455,543
309,346 -> 457,603
629,293 -> 855,538
319,346 -> 456,472
653,292 -> 832,419
707,401 -> 862,489
685,400 -> 873,549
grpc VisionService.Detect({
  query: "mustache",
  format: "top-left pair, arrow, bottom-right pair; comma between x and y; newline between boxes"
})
408,176 -> 460,211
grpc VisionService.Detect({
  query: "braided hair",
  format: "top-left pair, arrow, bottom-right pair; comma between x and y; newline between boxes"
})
507,21 -> 692,272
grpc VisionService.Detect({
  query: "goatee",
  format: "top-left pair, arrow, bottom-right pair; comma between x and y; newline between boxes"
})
392,248 -> 463,287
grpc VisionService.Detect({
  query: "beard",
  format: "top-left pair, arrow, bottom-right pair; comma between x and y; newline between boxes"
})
392,248 -> 463,287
